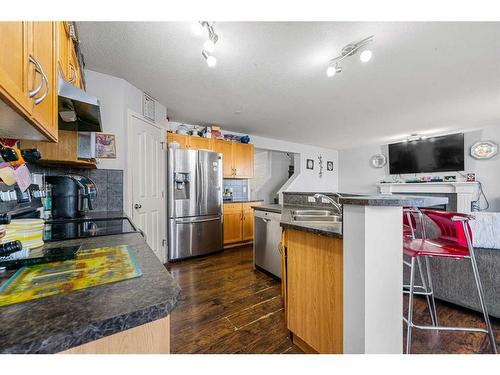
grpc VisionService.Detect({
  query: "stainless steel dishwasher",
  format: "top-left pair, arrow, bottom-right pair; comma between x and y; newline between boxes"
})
254,209 -> 282,279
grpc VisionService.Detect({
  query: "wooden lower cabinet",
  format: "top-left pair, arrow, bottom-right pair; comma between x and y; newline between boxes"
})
284,228 -> 343,354
223,202 -> 262,247
60,316 -> 170,354
223,203 -> 243,245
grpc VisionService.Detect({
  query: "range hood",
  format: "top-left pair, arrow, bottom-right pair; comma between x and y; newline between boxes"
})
57,73 -> 103,132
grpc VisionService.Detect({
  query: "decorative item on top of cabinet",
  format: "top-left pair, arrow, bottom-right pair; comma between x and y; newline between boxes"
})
0,21 -> 58,142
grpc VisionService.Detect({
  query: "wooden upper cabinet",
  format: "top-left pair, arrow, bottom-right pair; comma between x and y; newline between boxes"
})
166,133 -> 254,179
69,42 -> 81,88
0,22 -> 31,114
188,136 -> 211,150
167,133 -> 189,149
212,139 -> 234,177
57,22 -> 71,81
30,22 -> 57,140
233,143 -> 254,178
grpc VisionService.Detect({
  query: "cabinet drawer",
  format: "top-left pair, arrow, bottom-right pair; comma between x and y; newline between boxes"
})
224,203 -> 242,213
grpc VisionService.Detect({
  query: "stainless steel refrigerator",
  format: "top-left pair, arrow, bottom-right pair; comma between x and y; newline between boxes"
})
167,147 -> 223,261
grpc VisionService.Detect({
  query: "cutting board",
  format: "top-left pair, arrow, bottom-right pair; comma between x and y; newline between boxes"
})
0,245 -> 142,307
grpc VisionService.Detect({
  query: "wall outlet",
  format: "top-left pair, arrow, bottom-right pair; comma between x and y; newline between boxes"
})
308,196 -> 316,203
243,186 -> 247,193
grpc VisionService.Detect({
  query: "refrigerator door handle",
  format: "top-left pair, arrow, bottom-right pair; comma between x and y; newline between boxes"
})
175,216 -> 221,224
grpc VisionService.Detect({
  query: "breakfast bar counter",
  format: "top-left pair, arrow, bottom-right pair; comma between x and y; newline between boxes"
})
0,232 -> 180,354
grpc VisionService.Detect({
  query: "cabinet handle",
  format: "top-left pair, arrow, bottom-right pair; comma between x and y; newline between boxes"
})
29,55 -> 49,105
69,64 -> 76,82
34,72 -> 48,105
28,55 -> 43,98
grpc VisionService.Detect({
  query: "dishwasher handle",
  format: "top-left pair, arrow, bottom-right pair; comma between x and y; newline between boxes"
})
259,217 -> 271,223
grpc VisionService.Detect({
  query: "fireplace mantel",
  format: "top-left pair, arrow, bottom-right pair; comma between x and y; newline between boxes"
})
377,182 -> 479,213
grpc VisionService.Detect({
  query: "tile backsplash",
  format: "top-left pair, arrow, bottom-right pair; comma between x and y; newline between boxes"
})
27,164 -> 124,212
223,179 -> 249,201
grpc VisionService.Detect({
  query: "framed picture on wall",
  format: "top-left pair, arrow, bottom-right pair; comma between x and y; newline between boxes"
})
327,161 -> 334,171
306,159 -> 314,170
95,133 -> 117,159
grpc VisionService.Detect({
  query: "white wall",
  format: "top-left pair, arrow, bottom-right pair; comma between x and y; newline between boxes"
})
339,125 -> 500,211
85,70 -> 168,170
85,70 -> 169,216
250,149 -> 292,203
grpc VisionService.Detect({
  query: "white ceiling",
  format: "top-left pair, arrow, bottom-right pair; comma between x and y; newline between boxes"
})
77,22 -> 500,150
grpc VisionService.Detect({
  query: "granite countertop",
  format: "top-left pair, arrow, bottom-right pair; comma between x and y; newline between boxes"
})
279,205 -> 343,239
223,199 -> 264,204
45,210 -> 128,223
339,194 -> 448,207
0,232 -> 180,354
253,204 -> 282,213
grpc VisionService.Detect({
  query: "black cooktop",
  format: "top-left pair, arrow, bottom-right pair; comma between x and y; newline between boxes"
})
44,218 -> 138,242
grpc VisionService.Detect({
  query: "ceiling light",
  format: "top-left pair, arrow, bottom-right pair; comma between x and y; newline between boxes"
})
202,50 -> 216,67
203,39 -> 216,53
326,35 -> 374,78
196,21 -> 219,67
192,22 -> 204,36
359,49 -> 372,62
326,63 -> 341,78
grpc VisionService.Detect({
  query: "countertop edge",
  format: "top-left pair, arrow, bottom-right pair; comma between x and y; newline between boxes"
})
280,222 -> 343,239
4,288 -> 181,354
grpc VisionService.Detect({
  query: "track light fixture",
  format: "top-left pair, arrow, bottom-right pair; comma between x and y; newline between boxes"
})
194,21 -> 219,68
326,35 -> 374,78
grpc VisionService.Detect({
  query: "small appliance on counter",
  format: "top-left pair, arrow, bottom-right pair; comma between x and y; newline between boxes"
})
46,175 -> 97,218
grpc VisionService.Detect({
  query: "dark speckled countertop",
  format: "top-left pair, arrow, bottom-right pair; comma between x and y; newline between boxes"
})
253,204 -> 282,213
0,233 -> 180,354
224,199 -> 264,204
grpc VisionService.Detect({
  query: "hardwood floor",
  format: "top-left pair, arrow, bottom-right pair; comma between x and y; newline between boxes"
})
404,295 -> 500,354
165,245 -> 302,354
165,245 -> 499,354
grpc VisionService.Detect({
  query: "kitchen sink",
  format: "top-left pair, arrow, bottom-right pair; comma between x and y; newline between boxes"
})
291,209 -> 342,223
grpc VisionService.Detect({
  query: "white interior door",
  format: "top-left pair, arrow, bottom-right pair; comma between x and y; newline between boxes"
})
128,114 -> 165,261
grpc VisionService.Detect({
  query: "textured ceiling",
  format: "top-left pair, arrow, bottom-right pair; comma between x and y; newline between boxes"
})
77,22 -> 500,149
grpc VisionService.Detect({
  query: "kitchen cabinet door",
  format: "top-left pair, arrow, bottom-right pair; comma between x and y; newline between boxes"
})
223,203 -> 242,245
57,22 -> 70,80
30,22 -> 58,140
242,202 -> 260,241
233,143 -> 254,178
68,41 -> 81,88
167,133 -> 189,149
212,139 -> 234,177
0,22 -> 31,114
189,136 -> 211,150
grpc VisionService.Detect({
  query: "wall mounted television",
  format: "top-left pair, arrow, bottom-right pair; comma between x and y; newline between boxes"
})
388,133 -> 465,175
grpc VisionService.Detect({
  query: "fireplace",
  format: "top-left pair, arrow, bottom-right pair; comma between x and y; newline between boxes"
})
377,182 -> 478,213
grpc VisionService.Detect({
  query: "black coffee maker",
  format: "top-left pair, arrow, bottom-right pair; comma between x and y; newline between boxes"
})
46,175 -> 97,218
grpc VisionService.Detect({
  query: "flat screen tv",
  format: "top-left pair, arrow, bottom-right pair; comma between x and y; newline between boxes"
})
388,133 -> 464,175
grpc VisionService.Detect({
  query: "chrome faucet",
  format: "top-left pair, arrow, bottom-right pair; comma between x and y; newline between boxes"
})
313,193 -> 343,215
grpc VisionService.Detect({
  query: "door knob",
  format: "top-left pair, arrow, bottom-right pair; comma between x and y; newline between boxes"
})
134,203 -> 142,209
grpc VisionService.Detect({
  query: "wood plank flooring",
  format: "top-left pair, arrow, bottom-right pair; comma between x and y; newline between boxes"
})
165,245 -> 302,354
404,295 -> 500,354
166,245 -> 499,354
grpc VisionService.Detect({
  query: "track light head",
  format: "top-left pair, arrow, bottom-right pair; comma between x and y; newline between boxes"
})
359,49 -> 372,62
202,50 -> 217,67
326,63 -> 342,78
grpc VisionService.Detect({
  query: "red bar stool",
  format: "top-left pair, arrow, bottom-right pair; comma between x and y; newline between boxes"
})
403,209 -> 497,354
403,208 -> 438,327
